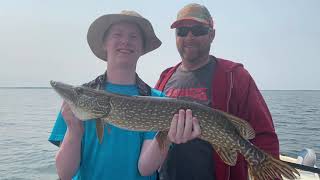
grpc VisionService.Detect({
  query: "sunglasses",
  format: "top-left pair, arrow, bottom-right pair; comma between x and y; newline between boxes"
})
176,25 -> 211,37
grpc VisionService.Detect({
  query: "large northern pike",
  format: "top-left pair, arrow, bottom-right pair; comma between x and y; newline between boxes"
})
50,81 -> 299,180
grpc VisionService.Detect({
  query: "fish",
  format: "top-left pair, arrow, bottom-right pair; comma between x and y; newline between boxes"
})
50,80 -> 300,180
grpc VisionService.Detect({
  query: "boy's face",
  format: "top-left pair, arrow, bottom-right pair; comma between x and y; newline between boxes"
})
103,22 -> 144,67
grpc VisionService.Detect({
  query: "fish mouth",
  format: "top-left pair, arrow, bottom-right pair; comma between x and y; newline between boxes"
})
50,80 -> 60,90
50,80 -> 76,104
50,80 -> 73,92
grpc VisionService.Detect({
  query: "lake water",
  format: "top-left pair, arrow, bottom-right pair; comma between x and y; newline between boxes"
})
0,89 -> 319,179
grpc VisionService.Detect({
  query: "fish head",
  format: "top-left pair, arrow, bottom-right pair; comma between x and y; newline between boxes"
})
50,80 -> 111,120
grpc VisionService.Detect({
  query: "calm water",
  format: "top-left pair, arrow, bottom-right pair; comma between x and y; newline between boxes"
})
0,89 -> 319,179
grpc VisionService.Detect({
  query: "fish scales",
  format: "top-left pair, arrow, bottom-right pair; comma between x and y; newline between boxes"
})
106,95 -> 240,150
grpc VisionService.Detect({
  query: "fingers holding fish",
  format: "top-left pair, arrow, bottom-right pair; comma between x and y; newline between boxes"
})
167,114 -> 178,143
168,109 -> 201,144
182,109 -> 193,143
191,117 -> 201,139
176,109 -> 186,143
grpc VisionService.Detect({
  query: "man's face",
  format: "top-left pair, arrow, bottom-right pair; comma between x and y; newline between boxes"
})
103,22 -> 144,67
175,21 -> 214,63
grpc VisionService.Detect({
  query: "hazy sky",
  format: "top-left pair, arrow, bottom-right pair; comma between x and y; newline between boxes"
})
1,0 -> 319,90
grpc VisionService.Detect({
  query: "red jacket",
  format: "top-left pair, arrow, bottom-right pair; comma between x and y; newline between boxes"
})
155,57 -> 280,180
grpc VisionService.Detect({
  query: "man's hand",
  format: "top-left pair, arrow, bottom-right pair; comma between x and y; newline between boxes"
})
168,109 -> 201,144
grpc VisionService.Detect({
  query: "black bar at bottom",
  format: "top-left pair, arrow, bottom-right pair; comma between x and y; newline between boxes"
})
281,160 -> 320,174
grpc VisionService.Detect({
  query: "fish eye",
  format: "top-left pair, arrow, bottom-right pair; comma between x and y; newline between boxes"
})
75,87 -> 83,94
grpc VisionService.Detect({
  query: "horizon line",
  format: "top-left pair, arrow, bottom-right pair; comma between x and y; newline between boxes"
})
0,87 -> 319,91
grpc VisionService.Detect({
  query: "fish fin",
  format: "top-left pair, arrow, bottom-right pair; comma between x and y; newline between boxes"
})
248,153 -> 300,180
218,110 -> 255,139
213,145 -> 238,166
155,130 -> 170,152
96,118 -> 104,144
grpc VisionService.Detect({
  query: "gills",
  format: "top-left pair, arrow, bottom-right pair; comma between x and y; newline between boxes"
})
50,80 -> 300,180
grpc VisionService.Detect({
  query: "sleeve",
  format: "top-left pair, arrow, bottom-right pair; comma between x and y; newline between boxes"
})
48,111 -> 67,147
151,88 -> 166,97
154,67 -> 172,90
229,68 -> 280,180
233,67 -> 279,156
247,79 -> 280,156
143,131 -> 157,140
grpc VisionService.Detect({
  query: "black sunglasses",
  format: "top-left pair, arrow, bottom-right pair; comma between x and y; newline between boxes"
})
176,25 -> 210,37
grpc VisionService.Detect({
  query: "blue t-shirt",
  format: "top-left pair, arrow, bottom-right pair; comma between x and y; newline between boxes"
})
48,83 -> 165,180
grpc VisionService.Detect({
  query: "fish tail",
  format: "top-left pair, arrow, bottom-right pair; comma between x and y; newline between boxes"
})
248,153 -> 300,180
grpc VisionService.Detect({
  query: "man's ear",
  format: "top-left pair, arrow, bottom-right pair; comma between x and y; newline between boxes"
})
209,29 -> 215,43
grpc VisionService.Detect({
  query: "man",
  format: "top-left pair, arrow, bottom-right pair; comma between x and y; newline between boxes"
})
156,3 -> 280,180
49,10 -> 201,180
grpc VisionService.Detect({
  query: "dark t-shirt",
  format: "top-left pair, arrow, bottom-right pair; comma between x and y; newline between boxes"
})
164,58 -> 215,106
160,57 -> 216,180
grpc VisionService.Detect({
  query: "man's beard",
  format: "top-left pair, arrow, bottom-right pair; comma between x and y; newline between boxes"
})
178,44 -> 211,64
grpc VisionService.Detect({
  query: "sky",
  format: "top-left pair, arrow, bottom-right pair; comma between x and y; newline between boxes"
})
0,0 -> 319,90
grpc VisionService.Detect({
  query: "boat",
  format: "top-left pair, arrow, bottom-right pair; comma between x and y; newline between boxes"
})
280,148 -> 319,180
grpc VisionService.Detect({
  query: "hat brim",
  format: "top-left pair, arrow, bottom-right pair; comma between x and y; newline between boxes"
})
87,14 -> 161,61
170,18 -> 211,29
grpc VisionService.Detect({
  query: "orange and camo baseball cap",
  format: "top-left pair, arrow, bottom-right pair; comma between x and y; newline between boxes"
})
171,3 -> 214,29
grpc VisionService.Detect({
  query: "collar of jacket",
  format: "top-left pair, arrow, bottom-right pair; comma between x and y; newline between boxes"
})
82,71 -> 151,96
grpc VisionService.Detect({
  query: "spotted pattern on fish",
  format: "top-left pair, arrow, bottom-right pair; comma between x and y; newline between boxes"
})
50,81 -> 300,180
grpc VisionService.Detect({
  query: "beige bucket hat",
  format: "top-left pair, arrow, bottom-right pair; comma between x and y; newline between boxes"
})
87,10 -> 162,61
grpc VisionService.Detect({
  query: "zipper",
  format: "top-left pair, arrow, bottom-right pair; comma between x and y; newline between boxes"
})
227,169 -> 230,180
225,71 -> 233,180
226,71 -> 233,113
